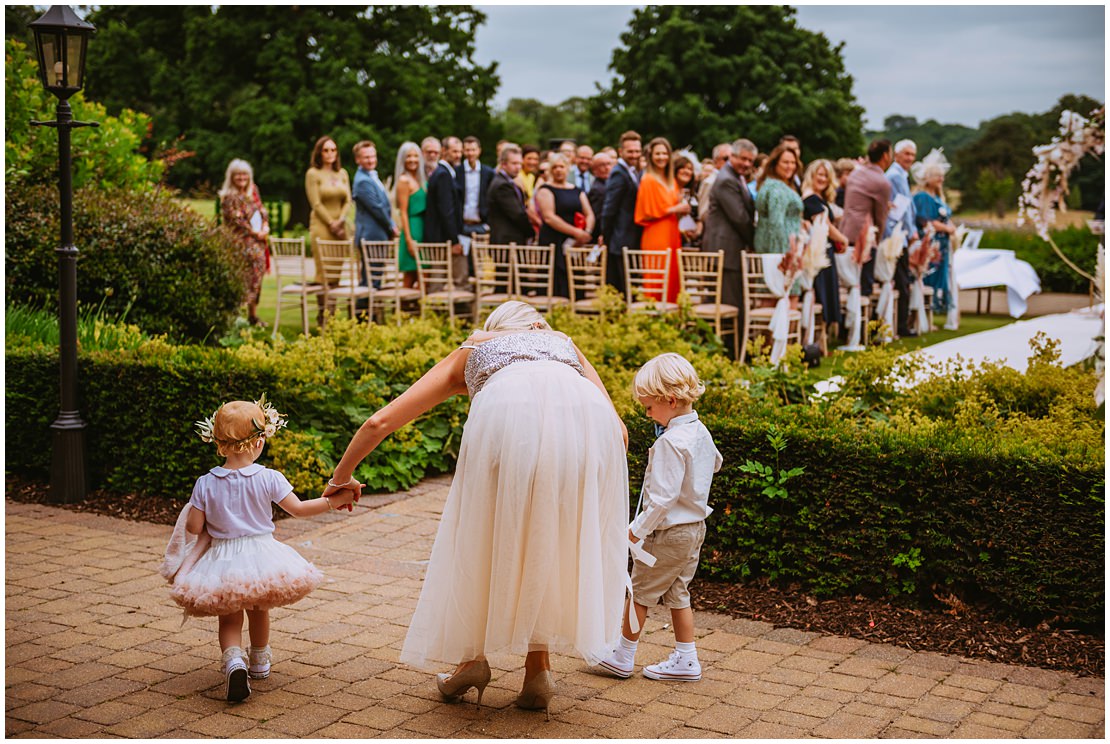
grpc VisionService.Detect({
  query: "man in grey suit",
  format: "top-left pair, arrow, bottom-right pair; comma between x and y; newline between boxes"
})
701,138 -> 758,309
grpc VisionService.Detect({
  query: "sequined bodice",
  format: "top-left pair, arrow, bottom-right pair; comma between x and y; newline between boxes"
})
463,332 -> 585,396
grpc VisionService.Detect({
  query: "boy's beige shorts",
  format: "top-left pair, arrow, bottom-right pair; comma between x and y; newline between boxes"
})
631,521 -> 707,609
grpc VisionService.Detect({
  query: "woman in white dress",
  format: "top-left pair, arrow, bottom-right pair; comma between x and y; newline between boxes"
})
323,301 -> 628,716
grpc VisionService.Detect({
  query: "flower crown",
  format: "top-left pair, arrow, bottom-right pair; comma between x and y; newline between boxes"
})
195,394 -> 288,449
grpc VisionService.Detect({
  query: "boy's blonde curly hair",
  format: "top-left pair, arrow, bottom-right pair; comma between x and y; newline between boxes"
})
633,353 -> 705,404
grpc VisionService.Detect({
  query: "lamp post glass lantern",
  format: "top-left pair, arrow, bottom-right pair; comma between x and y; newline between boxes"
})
29,5 -> 98,503
29,5 -> 93,98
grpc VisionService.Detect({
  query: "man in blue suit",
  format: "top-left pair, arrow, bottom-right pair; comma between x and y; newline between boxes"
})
352,140 -> 397,302
885,139 -> 919,337
600,130 -> 644,295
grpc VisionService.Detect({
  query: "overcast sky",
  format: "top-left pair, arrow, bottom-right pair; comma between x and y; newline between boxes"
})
473,3 -> 1105,129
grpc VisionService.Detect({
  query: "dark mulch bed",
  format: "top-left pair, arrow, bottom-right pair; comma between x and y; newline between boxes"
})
692,580 -> 1103,678
8,475 -> 1103,678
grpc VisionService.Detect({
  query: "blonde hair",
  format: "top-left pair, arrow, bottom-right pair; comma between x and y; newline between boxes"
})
211,400 -> 267,456
801,159 -> 837,203
633,353 -> 705,404
218,159 -> 253,199
394,141 -> 426,192
483,300 -> 550,332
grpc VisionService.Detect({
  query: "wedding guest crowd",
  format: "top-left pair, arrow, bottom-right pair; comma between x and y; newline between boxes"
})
229,126 -> 960,349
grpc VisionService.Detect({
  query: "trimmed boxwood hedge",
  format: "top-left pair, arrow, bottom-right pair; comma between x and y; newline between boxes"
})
6,309 -> 1103,625
625,413 -> 1104,627
981,225 -> 1100,295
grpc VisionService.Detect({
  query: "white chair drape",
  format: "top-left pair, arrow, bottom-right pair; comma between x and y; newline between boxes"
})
836,251 -> 864,351
758,253 -> 793,364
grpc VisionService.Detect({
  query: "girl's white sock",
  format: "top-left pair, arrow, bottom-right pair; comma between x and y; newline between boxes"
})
675,640 -> 697,658
614,634 -> 638,664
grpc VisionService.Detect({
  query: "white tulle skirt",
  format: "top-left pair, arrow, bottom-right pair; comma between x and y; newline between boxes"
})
170,533 -> 323,617
400,360 -> 629,669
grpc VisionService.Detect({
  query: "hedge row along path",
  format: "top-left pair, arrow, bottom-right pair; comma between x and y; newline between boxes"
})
6,478 -> 1103,739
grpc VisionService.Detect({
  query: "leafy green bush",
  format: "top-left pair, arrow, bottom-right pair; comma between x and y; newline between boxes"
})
6,183 -> 246,341
980,226 -> 1100,294
6,308 -> 1102,623
5,39 -> 162,191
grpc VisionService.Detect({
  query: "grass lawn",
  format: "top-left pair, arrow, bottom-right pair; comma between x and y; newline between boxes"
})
808,314 -> 1017,381
953,208 -> 1094,229
178,197 -> 221,221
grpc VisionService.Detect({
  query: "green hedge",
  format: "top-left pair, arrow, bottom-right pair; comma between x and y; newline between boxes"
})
5,315 -> 468,499
981,226 -> 1100,294
625,413 -> 1104,627
6,307 -> 1103,624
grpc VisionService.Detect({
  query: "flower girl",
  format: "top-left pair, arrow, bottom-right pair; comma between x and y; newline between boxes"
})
160,396 -> 357,701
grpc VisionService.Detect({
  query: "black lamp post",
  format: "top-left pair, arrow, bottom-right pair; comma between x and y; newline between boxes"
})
29,5 -> 98,503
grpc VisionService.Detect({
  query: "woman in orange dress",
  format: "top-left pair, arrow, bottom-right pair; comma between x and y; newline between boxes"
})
634,137 -> 690,302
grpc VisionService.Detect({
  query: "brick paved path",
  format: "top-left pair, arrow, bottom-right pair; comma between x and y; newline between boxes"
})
6,477 -> 1105,738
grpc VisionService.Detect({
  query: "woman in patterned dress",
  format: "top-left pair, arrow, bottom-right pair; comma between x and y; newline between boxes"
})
219,159 -> 270,327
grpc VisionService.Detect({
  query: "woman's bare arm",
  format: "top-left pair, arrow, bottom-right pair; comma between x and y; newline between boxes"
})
323,348 -> 471,496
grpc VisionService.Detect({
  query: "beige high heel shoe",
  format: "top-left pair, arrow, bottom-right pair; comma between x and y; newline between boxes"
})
436,659 -> 491,708
514,669 -> 555,721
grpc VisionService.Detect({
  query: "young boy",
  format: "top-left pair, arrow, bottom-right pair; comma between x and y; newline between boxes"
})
599,353 -> 722,681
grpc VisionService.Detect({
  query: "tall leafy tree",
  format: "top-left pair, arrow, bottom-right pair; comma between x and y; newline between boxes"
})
954,94 -> 1104,212
84,6 -> 499,226
589,5 -> 864,158
494,96 -> 596,149
866,115 -> 981,159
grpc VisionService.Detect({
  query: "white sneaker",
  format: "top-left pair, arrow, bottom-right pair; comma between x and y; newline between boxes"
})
595,649 -> 634,679
222,647 -> 251,701
643,651 -> 701,681
248,645 -> 271,679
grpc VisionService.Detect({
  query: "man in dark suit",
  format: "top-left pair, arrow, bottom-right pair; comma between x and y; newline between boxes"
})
457,135 -> 495,237
586,151 -> 613,243
424,135 -> 466,287
487,143 -> 533,246
600,130 -> 644,295
702,138 -> 758,309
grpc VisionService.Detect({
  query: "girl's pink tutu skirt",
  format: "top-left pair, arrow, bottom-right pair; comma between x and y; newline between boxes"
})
171,533 -> 322,617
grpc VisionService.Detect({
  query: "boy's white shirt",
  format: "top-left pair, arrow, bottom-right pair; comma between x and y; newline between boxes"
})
629,411 -> 722,540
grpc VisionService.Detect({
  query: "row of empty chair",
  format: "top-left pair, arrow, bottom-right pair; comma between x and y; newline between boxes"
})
270,237 -> 889,361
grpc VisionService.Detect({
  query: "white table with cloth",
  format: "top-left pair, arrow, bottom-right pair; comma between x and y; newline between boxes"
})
953,247 -> 1041,318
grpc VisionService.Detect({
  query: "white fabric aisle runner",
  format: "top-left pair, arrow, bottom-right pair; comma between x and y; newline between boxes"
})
911,304 -> 1103,373
814,305 -> 1103,395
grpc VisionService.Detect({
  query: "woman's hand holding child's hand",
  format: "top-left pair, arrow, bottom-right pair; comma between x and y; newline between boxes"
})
323,477 -> 363,512
327,489 -> 358,512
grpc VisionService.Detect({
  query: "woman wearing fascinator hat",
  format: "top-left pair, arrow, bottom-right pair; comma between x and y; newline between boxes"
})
911,149 -> 958,313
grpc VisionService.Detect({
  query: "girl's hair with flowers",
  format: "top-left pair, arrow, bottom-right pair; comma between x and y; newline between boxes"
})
196,395 -> 287,456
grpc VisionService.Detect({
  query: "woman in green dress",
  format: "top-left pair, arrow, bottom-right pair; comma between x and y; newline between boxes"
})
754,144 -> 804,254
394,141 -> 427,289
